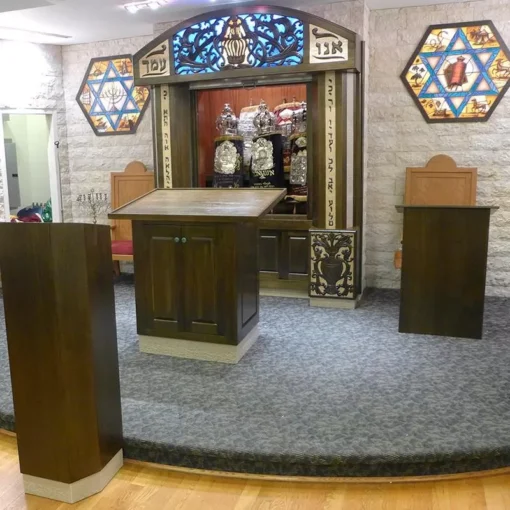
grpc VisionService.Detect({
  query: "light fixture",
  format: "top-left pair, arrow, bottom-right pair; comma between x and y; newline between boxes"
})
123,0 -> 171,13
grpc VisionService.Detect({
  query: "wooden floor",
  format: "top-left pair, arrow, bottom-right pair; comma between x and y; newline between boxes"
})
2,433 -> 510,509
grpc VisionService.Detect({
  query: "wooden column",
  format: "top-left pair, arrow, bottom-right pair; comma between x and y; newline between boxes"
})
153,84 -> 193,189
0,223 -> 123,504
308,71 -> 359,307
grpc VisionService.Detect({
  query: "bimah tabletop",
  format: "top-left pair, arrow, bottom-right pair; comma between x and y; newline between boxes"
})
109,188 -> 286,223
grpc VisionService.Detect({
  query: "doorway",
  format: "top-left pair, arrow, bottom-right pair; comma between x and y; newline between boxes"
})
0,111 -> 62,222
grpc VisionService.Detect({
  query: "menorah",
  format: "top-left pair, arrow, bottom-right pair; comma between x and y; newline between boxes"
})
75,189 -> 110,224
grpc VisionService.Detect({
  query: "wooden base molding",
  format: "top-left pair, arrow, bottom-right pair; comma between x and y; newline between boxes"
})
260,288 -> 309,299
139,326 -> 260,364
23,450 -> 123,504
309,297 -> 360,310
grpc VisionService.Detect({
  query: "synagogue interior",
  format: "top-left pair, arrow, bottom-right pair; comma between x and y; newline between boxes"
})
0,0 -> 510,508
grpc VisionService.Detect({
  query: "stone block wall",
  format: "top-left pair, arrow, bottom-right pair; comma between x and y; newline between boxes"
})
298,0 -> 366,34
62,36 -> 154,224
0,41 -> 71,220
367,0 -> 510,296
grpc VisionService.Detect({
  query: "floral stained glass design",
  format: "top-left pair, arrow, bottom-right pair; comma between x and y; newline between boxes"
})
77,56 -> 150,135
402,21 -> 510,122
173,14 -> 304,75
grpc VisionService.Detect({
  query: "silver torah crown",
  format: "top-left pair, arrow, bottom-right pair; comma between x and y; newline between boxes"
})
292,101 -> 307,134
216,103 -> 239,136
253,100 -> 276,135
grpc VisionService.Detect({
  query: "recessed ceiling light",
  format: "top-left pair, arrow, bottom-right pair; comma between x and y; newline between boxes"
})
123,0 -> 171,13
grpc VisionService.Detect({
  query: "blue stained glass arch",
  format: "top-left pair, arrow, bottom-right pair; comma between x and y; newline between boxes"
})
173,13 -> 304,75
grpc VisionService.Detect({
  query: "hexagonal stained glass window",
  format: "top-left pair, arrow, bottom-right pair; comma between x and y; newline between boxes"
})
401,21 -> 510,123
76,55 -> 150,136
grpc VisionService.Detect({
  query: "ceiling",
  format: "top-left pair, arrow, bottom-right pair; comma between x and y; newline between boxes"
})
0,0 -> 470,45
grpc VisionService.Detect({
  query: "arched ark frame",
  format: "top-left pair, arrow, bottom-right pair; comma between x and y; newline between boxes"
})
133,5 -> 365,301
133,5 -> 362,85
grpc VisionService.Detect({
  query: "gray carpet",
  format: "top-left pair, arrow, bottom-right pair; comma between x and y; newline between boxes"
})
1,278 -> 510,477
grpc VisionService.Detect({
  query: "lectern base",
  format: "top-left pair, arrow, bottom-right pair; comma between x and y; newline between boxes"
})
23,450 -> 123,504
139,326 -> 260,364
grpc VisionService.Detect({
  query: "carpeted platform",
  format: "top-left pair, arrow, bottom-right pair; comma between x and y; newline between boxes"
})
1,279 -> 510,477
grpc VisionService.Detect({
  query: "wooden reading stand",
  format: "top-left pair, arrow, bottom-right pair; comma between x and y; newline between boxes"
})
394,154 -> 477,268
109,188 -> 286,363
396,155 -> 497,340
110,161 -> 154,275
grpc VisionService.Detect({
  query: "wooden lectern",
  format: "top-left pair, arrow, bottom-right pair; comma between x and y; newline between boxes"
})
397,205 -> 497,340
0,223 -> 123,503
109,188 -> 285,363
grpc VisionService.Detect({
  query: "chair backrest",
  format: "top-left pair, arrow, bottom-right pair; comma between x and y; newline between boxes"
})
111,161 -> 155,241
405,155 -> 477,206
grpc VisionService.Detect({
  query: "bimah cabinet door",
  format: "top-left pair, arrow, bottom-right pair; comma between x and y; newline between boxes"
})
181,226 -> 225,339
133,223 -> 183,337
133,222 -> 227,342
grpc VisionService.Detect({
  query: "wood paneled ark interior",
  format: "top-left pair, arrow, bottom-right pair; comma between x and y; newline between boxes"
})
196,84 -> 307,187
2,432 -> 510,510
194,84 -> 312,288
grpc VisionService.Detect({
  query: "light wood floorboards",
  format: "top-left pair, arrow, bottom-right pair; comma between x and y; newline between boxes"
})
2,433 -> 510,509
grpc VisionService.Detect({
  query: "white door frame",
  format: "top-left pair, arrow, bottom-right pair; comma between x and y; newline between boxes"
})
0,108 -> 63,222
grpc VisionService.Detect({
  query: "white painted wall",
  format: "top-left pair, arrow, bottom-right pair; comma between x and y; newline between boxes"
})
3,114 -> 51,207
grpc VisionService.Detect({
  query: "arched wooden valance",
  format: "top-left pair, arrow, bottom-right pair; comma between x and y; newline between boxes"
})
133,5 -> 362,86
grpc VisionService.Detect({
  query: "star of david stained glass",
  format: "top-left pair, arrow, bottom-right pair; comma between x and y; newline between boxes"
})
76,55 -> 150,135
402,21 -> 510,122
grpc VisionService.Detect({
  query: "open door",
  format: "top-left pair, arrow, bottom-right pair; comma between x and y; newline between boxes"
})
0,112 -> 62,222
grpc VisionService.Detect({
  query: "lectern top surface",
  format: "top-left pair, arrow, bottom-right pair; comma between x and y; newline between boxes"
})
109,188 -> 287,223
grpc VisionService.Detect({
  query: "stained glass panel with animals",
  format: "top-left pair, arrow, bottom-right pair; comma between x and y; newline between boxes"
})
402,22 -> 510,122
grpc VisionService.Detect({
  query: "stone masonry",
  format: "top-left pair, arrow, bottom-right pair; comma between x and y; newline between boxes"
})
62,36 -> 154,224
0,41 -> 71,220
367,0 -> 510,296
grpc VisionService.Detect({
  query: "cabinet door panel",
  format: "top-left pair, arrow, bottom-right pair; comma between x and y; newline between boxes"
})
182,226 -> 221,337
289,233 -> 309,275
260,232 -> 278,273
133,222 -> 182,337
151,237 -> 180,322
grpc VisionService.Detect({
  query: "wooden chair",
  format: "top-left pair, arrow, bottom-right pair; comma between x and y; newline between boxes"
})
395,155 -> 477,268
111,161 -> 155,275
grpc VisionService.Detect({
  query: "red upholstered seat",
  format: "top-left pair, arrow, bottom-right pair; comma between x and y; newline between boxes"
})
111,240 -> 133,256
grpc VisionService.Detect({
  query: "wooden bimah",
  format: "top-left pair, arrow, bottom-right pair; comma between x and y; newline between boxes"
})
0,223 -> 123,503
397,205 -> 498,340
109,188 -> 285,363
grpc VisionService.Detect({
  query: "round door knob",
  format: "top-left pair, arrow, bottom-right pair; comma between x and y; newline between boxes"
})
174,237 -> 180,243
182,237 -> 187,244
